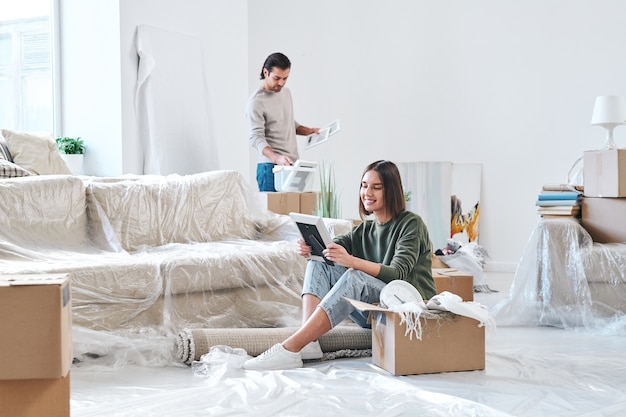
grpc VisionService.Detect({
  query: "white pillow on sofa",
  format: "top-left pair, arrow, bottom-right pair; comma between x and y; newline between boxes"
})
0,159 -> 31,178
1,129 -> 71,175
0,136 -> 30,178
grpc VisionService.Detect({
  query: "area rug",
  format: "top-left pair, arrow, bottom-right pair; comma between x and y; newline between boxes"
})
176,325 -> 372,365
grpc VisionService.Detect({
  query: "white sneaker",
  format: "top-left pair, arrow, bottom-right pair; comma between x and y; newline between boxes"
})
300,340 -> 323,360
243,344 -> 303,371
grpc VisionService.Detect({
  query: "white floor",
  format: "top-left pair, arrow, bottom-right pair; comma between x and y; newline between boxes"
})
70,273 -> 626,417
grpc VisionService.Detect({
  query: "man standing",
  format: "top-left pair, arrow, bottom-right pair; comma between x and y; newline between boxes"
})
247,52 -> 318,191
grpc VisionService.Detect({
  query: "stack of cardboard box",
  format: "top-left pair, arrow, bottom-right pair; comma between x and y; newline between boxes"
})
0,274 -> 72,417
263,192 -> 317,216
582,149 -> 626,242
266,161 -> 319,215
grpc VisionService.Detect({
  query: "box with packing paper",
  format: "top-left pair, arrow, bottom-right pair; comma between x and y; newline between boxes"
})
346,282 -> 489,376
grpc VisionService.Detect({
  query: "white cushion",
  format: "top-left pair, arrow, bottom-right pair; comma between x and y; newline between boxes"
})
1,129 -> 71,175
0,158 -> 31,178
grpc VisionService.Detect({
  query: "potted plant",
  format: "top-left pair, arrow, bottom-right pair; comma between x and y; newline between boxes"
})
316,161 -> 341,219
56,136 -> 85,175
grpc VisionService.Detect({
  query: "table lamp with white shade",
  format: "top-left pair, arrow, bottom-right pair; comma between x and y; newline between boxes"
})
591,95 -> 626,150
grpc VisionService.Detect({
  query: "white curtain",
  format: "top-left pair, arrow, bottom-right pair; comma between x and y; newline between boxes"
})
135,25 -> 219,175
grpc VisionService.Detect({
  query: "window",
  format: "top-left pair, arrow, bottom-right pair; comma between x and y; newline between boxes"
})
0,1 -> 55,133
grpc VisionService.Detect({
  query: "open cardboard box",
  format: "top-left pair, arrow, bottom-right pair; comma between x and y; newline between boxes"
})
347,298 -> 485,376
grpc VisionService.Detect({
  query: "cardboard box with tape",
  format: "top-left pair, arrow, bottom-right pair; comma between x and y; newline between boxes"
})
347,298 -> 485,376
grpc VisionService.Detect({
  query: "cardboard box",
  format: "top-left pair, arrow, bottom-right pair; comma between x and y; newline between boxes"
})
0,274 -> 72,380
581,197 -> 626,243
266,192 -> 300,215
0,372 -> 70,417
583,149 -> 626,197
432,268 -> 474,301
265,192 -> 317,215
431,254 -> 449,269
299,192 -> 317,215
347,299 -> 485,376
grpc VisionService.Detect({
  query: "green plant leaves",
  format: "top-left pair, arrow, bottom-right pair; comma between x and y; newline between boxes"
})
317,161 -> 341,219
55,137 -> 85,154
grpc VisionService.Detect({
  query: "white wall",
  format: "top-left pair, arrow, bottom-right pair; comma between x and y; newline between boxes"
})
247,0 -> 626,270
60,0 -> 626,271
119,0 -> 249,175
60,0 -> 249,177
59,0 -> 122,176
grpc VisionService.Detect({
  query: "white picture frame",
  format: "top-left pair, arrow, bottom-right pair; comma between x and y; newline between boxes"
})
289,212 -> 335,265
305,119 -> 341,149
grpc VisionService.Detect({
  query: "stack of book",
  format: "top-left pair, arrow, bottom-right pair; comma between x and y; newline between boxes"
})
536,184 -> 582,218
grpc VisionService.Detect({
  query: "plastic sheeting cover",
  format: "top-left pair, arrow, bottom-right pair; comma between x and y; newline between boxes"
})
492,217 -> 626,334
70,326 -> 626,417
0,171 -> 356,369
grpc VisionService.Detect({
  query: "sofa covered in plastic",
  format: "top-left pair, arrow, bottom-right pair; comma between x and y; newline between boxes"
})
0,170 -> 351,363
492,218 -> 626,333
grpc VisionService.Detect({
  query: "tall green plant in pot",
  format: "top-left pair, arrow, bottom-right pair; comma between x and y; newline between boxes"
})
56,137 -> 85,175
317,161 -> 341,219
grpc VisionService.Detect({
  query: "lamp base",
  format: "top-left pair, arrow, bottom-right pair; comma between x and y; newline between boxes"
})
604,125 -> 618,150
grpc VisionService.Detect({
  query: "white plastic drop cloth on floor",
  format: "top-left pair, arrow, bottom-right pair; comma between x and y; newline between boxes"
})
70,326 -> 626,417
